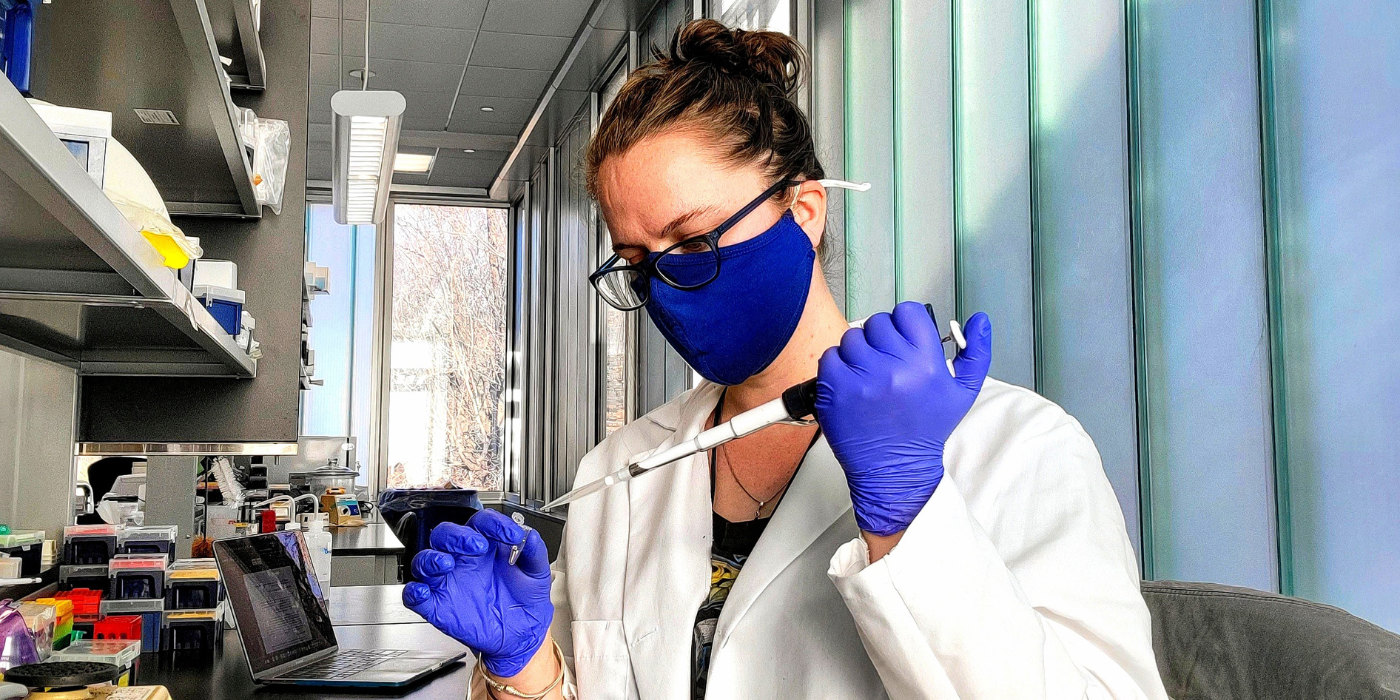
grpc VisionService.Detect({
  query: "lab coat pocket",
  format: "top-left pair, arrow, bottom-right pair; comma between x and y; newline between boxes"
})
570,619 -> 632,699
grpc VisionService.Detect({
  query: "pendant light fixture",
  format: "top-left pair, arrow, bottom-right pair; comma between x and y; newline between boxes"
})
330,0 -> 404,225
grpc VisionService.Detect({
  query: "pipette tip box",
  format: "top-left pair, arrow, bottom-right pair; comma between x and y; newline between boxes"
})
50,638 -> 142,685
60,563 -> 110,591
100,599 -> 165,652
117,525 -> 178,555
161,603 -> 224,652
0,529 -> 45,576
63,524 -> 118,565
166,562 -> 222,610
109,554 -> 168,600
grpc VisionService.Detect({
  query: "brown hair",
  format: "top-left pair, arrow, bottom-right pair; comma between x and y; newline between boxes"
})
586,19 -> 826,213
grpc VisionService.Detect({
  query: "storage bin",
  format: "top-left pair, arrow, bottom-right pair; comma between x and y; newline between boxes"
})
161,604 -> 223,651
117,525 -> 177,555
50,639 -> 141,686
32,598 -> 73,650
166,564 -> 221,610
192,285 -> 245,336
16,603 -> 55,661
109,554 -> 167,600
193,259 -> 238,289
59,564 -> 109,591
100,599 -> 164,652
63,524 -> 117,565
0,530 -> 44,577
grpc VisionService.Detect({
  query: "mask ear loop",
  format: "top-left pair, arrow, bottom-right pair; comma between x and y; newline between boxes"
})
816,179 -> 872,192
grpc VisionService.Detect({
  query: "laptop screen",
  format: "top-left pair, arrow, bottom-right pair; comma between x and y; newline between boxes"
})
214,531 -> 337,675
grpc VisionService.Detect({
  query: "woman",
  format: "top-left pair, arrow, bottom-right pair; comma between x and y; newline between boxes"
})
404,20 -> 1168,700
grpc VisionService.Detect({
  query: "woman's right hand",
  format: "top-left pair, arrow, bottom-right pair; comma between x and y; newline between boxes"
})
403,510 -> 553,678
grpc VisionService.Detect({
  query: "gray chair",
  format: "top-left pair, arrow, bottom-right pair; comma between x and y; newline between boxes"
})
1143,580 -> 1400,699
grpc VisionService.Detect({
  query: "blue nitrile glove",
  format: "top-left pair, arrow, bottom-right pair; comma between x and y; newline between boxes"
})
815,301 -> 993,536
402,509 -> 553,678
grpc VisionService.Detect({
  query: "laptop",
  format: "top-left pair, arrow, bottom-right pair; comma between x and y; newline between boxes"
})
213,531 -> 465,687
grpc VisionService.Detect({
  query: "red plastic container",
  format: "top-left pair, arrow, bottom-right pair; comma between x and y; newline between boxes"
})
94,615 -> 142,644
56,589 -> 104,617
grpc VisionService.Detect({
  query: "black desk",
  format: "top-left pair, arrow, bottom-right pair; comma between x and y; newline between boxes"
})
330,523 -> 404,557
134,617 -> 473,699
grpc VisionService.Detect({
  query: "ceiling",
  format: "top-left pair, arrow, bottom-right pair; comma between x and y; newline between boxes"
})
307,0 -> 597,192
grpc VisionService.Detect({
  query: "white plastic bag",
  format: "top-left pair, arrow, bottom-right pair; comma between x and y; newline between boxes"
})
252,117 -> 290,215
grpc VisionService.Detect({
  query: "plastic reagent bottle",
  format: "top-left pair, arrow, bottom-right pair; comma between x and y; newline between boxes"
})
304,517 -> 333,585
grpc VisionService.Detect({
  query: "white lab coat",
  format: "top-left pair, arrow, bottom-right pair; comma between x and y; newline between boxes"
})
548,378 -> 1169,699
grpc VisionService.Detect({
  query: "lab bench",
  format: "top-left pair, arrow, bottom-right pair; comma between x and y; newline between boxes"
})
329,522 -> 404,587
129,585 -> 471,699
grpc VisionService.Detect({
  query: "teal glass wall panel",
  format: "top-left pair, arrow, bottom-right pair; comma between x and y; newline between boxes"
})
1267,0 -> 1400,629
895,0 -> 955,318
1131,0 -> 1277,589
953,0 -> 1035,389
843,0 -> 897,319
1031,0 -> 1142,554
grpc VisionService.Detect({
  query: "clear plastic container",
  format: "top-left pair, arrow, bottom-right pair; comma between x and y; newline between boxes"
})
166,561 -> 222,610
161,603 -> 223,651
16,602 -> 55,660
51,638 -> 142,684
59,563 -> 110,591
63,524 -> 117,565
109,554 -> 168,600
100,598 -> 165,653
0,529 -> 45,577
117,525 -> 178,555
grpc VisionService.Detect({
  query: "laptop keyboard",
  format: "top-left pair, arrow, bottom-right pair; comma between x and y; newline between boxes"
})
293,648 -> 410,679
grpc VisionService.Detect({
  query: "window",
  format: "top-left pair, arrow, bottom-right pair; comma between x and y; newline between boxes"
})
598,64 -> 633,437
301,204 -> 377,485
385,204 -> 509,490
712,0 -> 791,34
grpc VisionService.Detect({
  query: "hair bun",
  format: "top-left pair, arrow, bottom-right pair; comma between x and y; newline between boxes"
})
671,19 -> 803,94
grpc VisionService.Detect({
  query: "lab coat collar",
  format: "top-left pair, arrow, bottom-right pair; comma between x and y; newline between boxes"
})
624,382 -> 722,699
621,382 -> 854,696
711,435 -> 850,650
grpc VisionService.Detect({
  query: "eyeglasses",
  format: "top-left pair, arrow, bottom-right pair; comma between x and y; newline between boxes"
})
590,177 -> 797,311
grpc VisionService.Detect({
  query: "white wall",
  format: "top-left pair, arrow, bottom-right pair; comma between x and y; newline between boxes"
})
0,347 -> 77,540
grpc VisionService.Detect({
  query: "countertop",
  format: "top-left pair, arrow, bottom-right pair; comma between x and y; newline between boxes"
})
133,584 -> 470,700
133,623 -> 473,700
329,521 -> 404,556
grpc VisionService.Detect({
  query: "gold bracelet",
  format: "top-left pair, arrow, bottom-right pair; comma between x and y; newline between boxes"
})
481,640 -> 565,699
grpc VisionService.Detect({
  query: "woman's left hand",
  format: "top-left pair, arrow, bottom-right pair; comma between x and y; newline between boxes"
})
815,302 -> 992,538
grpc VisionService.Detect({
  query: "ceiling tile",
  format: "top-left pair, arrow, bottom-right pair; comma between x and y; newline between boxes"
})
309,107 -> 333,125
342,0 -> 490,30
311,17 -> 341,55
391,171 -> 433,186
428,152 -> 508,188
343,58 -> 466,94
311,0 -> 340,18
309,84 -> 338,118
442,120 -> 522,137
340,21 -> 475,65
308,124 -> 332,147
459,66 -> 551,100
481,0 -> 591,37
468,31 -> 571,71
447,94 -> 537,131
310,54 -> 342,86
394,89 -> 457,131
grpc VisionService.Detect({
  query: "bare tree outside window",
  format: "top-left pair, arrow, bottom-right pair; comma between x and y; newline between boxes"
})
387,204 -> 508,490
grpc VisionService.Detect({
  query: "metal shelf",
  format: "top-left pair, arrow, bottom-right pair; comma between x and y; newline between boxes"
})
0,74 -> 256,377
28,0 -> 261,217
207,0 -> 266,91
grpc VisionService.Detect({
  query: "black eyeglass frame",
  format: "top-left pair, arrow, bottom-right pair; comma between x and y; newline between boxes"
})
589,177 -> 799,311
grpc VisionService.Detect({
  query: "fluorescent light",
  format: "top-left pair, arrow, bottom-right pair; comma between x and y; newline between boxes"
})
480,106 -> 494,112
331,90 -> 406,225
393,153 -> 434,172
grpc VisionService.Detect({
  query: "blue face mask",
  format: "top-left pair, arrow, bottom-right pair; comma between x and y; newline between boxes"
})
644,211 -> 815,386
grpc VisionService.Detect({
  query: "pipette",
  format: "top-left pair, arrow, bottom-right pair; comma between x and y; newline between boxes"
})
542,304 -> 965,512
